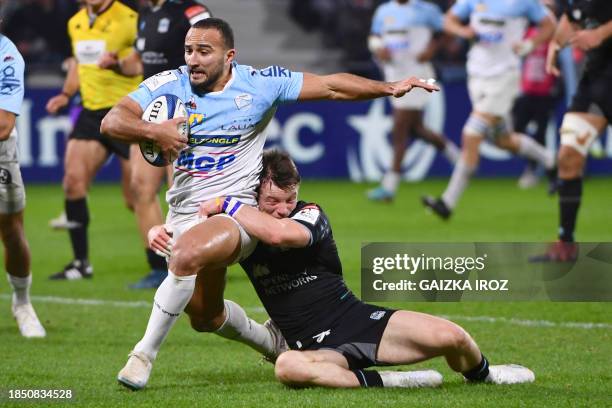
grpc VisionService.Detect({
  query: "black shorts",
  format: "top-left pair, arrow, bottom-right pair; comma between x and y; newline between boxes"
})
569,68 -> 612,123
296,302 -> 396,370
71,108 -> 130,159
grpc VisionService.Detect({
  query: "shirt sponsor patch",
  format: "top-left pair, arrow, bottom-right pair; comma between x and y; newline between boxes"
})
74,40 -> 105,65
234,93 -> 253,110
143,70 -> 178,91
370,310 -> 386,320
292,206 -> 320,225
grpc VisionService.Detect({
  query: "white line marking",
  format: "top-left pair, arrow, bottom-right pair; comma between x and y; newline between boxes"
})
1,294 -> 610,330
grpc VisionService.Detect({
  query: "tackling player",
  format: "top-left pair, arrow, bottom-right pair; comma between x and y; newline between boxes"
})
45,0 -> 141,280
100,18 -> 438,390
98,0 -> 212,289
533,0 -> 612,261
367,0 -> 460,202
0,29 -> 45,337
422,0 -> 557,219
194,150 -> 536,389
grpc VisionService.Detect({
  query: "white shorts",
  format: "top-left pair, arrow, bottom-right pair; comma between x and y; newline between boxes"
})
468,70 -> 520,117
0,135 -> 25,214
165,210 -> 258,264
385,63 -> 436,110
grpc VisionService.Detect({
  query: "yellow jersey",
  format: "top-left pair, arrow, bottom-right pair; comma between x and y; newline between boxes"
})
68,0 -> 142,110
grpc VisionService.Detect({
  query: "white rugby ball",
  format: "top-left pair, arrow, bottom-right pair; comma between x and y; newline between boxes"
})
139,94 -> 188,167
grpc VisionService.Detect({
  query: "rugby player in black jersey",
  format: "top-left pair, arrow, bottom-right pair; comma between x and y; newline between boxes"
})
533,0 -> 612,262
98,0 -> 212,288
172,150 -> 535,389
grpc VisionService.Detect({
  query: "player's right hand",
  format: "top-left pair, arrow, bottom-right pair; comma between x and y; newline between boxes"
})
545,43 -> 561,77
98,51 -> 119,69
374,47 -> 392,62
152,117 -> 189,157
46,94 -> 69,115
148,224 -> 174,258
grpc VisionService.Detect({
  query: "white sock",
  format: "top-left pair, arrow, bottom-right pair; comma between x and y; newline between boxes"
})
134,271 -> 196,360
442,158 -> 476,209
381,171 -> 400,193
215,299 -> 274,355
7,273 -> 31,306
517,134 -> 554,169
379,370 -> 443,388
443,141 -> 461,164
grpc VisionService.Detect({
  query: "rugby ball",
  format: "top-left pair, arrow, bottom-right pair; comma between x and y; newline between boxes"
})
139,94 -> 189,167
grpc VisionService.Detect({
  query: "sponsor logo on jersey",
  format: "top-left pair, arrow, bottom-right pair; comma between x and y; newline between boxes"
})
0,167 -> 12,184
188,134 -> 241,147
143,70 -> 178,91
312,330 -> 331,343
3,55 -> 14,62
260,66 -> 292,78
235,93 -> 253,110
292,206 -> 320,226
176,152 -> 236,172
186,96 -> 197,109
158,18 -> 170,33
1,65 -> 20,95
188,113 -> 205,127
370,310 -> 386,320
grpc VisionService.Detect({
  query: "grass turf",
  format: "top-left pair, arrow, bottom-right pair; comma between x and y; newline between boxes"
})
0,179 -> 610,407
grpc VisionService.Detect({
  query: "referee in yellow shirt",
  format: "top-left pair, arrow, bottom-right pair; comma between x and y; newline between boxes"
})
46,0 -> 141,280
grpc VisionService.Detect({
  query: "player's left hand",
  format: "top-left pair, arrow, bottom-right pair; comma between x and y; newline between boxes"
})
570,29 -> 603,51
198,197 -> 225,218
98,51 -> 119,69
391,77 -> 439,98
513,39 -> 535,57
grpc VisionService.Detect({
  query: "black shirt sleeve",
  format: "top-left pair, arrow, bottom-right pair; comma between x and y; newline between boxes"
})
289,203 -> 331,246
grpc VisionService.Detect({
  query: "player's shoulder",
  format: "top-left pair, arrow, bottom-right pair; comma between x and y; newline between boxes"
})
141,67 -> 187,92
290,201 -> 327,226
116,0 -> 139,13
68,7 -> 87,29
374,1 -> 394,13
415,0 -> 443,14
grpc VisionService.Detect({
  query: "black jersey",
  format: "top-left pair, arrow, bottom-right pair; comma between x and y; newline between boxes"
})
240,201 -> 360,346
136,0 -> 211,79
561,0 -> 612,73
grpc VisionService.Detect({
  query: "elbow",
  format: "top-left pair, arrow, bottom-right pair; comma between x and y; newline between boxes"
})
264,231 -> 285,247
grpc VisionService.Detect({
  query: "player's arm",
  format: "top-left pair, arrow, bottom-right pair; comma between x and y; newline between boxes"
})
443,12 -> 476,40
199,198 -> 311,248
0,110 -> 16,141
546,15 -> 576,76
98,49 -> 143,76
298,72 -> 439,101
570,18 -> 612,51
100,96 -> 187,153
46,57 -> 79,114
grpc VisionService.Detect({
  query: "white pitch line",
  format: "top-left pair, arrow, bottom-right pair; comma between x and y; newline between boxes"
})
1,294 -> 610,330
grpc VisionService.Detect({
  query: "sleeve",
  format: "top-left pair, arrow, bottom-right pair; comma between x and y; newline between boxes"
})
370,7 -> 383,35
290,204 -> 331,246
257,66 -> 304,104
450,0 -> 473,21
428,4 -> 445,32
525,0 -> 548,24
128,69 -> 182,110
0,44 -> 25,115
184,2 -> 212,25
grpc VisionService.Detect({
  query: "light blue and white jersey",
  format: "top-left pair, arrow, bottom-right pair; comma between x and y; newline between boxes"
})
371,0 -> 443,73
129,63 -> 303,213
0,35 -> 25,162
450,0 -> 548,77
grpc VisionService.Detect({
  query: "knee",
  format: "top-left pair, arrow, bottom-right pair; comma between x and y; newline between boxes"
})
438,323 -> 471,352
130,174 -> 160,205
170,240 -> 205,276
63,170 -> 87,197
274,351 -> 309,386
0,215 -> 25,243
558,147 -> 583,178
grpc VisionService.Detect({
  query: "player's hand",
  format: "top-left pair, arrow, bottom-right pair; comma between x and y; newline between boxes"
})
570,29 -> 603,51
152,116 -> 189,157
98,51 -> 119,69
391,77 -> 439,98
374,47 -> 392,62
460,26 -> 478,41
513,39 -> 535,57
545,42 -> 561,77
198,197 -> 225,218
46,93 -> 70,114
148,224 -> 174,258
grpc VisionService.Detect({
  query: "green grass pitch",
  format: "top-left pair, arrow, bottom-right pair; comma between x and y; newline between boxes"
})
1,179 -> 610,407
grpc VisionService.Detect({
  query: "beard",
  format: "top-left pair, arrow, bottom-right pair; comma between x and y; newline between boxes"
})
189,63 -> 224,94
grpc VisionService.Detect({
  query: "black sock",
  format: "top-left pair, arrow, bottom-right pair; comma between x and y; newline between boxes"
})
463,354 -> 490,382
146,248 -> 167,270
352,369 -> 383,388
558,178 -> 582,242
66,198 -> 89,261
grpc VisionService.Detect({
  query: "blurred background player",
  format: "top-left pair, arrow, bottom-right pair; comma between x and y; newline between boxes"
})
513,0 -> 560,189
0,26 -> 45,337
98,0 -> 212,289
533,0 -> 612,261
367,0 -> 459,202
422,0 -> 557,219
45,0 -> 141,280
195,150 -> 535,389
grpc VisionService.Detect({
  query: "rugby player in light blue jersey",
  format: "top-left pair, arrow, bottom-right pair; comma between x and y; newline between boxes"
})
100,17 -> 438,390
0,31 -> 46,338
367,0 -> 460,202
422,0 -> 557,219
